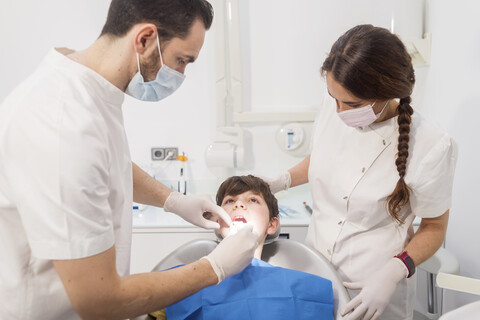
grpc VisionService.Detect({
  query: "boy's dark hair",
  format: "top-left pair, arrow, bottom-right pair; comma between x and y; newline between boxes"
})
100,0 -> 214,43
216,175 -> 279,220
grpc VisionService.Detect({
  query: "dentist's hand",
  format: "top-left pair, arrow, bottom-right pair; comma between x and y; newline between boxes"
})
341,258 -> 408,320
258,171 -> 291,194
202,223 -> 258,284
163,191 -> 232,229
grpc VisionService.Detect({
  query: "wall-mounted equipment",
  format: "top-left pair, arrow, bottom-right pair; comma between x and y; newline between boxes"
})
205,126 -> 245,169
391,0 -> 431,66
275,122 -> 313,157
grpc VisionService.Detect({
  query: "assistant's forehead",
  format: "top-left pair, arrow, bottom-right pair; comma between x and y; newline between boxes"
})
326,72 -> 361,102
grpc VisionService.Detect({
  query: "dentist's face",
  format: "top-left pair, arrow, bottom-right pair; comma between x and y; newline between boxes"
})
218,191 -> 277,240
141,18 -> 206,81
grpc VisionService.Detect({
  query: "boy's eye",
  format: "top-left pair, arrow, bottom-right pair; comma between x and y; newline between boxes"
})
223,199 -> 234,204
250,198 -> 259,203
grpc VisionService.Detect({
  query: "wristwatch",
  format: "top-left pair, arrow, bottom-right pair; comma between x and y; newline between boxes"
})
395,251 -> 416,278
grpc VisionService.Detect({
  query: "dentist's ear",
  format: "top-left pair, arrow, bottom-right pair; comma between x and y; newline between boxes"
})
131,23 -> 158,54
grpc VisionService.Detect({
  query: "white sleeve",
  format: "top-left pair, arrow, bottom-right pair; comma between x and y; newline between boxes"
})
409,135 -> 458,218
4,100 -> 114,260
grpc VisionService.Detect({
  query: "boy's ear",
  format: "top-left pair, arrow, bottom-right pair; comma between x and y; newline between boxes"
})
266,217 -> 280,235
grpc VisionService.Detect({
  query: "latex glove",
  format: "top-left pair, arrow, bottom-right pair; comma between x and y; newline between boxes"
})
258,171 -> 291,194
202,223 -> 258,284
341,258 -> 408,320
163,191 -> 232,229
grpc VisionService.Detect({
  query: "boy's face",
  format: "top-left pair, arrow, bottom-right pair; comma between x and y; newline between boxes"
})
218,190 -> 278,240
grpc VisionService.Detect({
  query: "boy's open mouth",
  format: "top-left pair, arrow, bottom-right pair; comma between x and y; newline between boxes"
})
232,215 -> 247,223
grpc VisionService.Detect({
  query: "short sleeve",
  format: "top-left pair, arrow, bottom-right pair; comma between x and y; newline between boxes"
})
309,93 -> 335,153
409,135 -> 458,218
3,95 -> 114,260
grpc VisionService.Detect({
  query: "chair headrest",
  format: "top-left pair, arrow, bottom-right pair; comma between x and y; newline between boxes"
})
214,225 -> 281,245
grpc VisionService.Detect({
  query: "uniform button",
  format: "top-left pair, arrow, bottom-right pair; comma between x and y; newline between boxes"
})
382,139 -> 386,145
343,196 -> 348,200
338,220 -> 344,225
361,167 -> 365,173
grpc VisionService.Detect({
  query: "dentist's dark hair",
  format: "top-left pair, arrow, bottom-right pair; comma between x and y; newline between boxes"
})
100,0 -> 213,43
321,24 -> 415,224
216,175 -> 279,220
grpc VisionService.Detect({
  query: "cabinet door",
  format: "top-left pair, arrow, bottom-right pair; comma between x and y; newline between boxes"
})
131,230 -> 217,274
278,226 -> 308,242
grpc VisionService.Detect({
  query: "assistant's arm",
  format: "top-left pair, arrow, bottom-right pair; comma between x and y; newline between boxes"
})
288,155 -> 310,187
404,209 -> 449,265
53,246 -> 217,320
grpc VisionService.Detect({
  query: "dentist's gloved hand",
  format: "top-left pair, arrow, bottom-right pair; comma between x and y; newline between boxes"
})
341,258 -> 408,320
163,191 -> 232,229
257,171 -> 291,194
202,223 -> 258,284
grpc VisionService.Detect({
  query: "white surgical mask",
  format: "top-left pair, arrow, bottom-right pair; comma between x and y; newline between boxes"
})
126,34 -> 185,102
337,100 -> 389,127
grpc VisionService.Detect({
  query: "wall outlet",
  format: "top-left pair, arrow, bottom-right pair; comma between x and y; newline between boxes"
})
164,147 -> 178,160
151,148 -> 165,160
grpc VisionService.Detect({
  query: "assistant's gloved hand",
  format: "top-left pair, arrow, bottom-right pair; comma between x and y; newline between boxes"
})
202,223 -> 258,284
163,191 -> 232,229
258,171 -> 291,194
341,258 -> 408,320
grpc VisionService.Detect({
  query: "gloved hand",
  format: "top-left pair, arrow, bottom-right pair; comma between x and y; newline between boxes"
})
341,258 -> 408,320
258,171 -> 291,194
163,191 -> 232,229
202,223 -> 258,284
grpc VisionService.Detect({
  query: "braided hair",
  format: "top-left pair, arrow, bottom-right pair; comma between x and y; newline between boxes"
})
321,24 -> 416,224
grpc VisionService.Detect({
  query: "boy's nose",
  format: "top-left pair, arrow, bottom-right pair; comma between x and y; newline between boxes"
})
234,200 -> 245,209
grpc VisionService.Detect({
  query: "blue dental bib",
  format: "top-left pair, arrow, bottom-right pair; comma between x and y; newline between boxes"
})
165,258 -> 334,320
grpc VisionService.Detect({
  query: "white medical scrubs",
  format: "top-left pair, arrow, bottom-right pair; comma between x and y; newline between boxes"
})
0,48 -> 133,319
306,96 -> 457,319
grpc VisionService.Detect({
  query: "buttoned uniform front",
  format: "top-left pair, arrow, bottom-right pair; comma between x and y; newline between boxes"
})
0,48 -> 133,320
306,96 -> 457,319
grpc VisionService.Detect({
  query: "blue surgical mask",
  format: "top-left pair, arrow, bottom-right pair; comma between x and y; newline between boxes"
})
126,34 -> 185,102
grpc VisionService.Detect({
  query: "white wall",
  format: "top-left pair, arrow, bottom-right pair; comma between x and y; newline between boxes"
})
421,0 -> 480,313
1,0 -> 479,314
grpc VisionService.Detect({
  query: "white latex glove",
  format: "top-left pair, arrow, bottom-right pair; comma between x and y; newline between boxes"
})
163,191 -> 232,229
202,223 -> 258,284
342,258 -> 408,320
258,171 -> 291,194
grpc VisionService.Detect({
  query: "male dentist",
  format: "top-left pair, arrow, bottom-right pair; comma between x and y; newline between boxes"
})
0,1 -> 258,319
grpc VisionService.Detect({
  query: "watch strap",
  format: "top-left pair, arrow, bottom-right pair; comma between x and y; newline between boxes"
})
395,251 -> 416,278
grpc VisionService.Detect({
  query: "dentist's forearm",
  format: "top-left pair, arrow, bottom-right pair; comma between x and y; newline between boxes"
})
132,162 -> 172,207
288,155 -> 310,187
54,246 -> 217,320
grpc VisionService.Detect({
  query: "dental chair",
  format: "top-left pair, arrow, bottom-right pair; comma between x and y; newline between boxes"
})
132,230 -> 350,320
436,272 -> 480,320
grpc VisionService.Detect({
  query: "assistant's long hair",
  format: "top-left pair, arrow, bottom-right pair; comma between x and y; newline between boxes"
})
322,24 -> 415,224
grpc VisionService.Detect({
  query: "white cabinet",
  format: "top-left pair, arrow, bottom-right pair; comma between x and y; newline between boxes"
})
130,225 -> 308,274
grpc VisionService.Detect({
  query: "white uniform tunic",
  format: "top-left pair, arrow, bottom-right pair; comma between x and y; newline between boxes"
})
0,48 -> 133,319
306,96 -> 457,319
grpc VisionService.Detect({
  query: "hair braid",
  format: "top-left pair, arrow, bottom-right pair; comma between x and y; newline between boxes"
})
386,96 -> 414,223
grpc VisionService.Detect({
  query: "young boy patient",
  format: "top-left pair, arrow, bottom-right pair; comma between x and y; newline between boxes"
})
150,175 -> 333,320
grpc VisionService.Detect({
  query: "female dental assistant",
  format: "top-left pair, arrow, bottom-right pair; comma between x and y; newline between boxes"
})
264,25 -> 457,320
